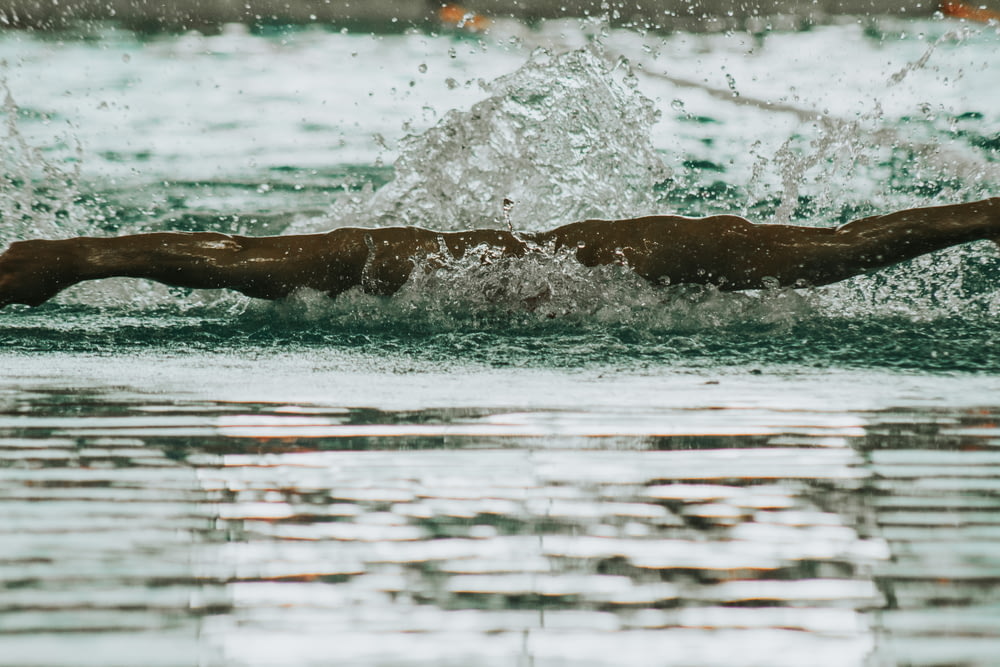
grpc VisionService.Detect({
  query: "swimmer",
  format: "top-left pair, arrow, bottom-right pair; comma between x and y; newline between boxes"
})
0,198 -> 997,309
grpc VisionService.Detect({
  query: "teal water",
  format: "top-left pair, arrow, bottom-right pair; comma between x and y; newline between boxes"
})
1,15 -> 999,667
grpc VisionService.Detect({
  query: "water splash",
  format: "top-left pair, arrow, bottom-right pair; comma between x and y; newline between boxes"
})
619,23 -> 997,226
0,80 -> 87,247
743,26 -> 998,224
306,47 -> 671,232
2,35 -> 995,326
261,245 -> 818,336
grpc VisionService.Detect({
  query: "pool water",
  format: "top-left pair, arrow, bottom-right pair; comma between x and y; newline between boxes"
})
1,15 -> 999,666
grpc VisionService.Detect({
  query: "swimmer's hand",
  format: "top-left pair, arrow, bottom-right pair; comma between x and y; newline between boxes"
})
0,239 -> 80,309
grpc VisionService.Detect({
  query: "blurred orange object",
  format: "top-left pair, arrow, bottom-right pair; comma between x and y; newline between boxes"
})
438,4 -> 490,31
940,0 -> 1000,21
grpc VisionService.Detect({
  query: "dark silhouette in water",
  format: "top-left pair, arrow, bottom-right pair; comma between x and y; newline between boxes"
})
0,198 -> 997,308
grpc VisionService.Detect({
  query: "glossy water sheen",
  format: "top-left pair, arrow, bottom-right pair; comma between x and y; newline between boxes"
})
1,16 -> 999,667
4,355 -> 1000,666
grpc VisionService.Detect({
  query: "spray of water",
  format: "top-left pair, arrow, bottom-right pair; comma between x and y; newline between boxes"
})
265,246 -> 817,335
268,46 -> 823,331
613,23 -> 997,225
302,47 -> 671,233
0,80 -> 87,248
750,25 -> 996,226
276,37 -> 996,328
1,38 -> 995,326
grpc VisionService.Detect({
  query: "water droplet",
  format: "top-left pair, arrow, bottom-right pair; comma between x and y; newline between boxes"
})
724,72 -> 740,98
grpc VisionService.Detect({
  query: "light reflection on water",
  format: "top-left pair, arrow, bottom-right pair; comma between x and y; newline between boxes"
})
2,373 -> 1000,666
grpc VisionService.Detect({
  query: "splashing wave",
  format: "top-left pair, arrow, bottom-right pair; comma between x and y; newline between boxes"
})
300,47 -> 671,233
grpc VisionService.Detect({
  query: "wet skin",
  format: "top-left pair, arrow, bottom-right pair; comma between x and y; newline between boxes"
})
0,198 -> 997,308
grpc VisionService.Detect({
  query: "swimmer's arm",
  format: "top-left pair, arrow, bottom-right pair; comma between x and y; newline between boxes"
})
768,197 -> 1000,287
2,198 -> 997,308
623,198 -> 1000,290
0,230 -> 369,308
